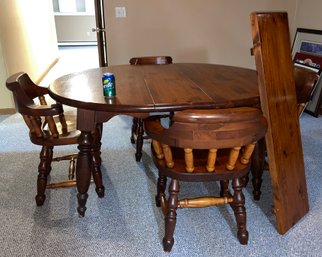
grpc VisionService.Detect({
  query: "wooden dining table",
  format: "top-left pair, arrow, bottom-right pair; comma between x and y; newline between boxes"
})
48,63 -> 308,235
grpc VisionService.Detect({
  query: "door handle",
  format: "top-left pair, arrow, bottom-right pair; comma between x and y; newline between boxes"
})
92,28 -> 106,32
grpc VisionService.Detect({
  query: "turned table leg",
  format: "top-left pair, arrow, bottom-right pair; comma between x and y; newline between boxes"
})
76,131 -> 93,217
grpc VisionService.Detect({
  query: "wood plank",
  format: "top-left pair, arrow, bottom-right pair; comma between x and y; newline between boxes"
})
144,65 -> 213,110
175,63 -> 260,108
50,66 -> 155,112
250,12 -> 309,234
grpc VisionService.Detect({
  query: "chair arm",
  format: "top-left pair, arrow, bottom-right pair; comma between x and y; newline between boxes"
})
144,115 -> 166,140
173,107 -> 262,124
20,103 -> 64,117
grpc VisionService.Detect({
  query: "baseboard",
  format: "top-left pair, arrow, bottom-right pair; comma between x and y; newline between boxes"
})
58,41 -> 97,46
0,108 -> 16,115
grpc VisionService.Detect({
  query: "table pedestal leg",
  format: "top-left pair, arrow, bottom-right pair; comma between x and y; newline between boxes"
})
76,131 -> 93,217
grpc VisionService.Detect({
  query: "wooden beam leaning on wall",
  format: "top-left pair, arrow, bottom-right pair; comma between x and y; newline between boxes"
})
250,12 -> 309,234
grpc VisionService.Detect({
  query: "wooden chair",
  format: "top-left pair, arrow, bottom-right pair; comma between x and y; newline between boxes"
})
294,65 -> 319,116
6,72 -> 105,206
251,65 -> 319,200
129,56 -> 173,162
144,107 -> 267,251
129,56 -> 173,65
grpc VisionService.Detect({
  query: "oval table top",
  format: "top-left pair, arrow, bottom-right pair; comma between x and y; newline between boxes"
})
49,63 -> 259,113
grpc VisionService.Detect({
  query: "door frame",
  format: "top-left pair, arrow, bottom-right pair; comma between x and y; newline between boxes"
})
94,0 -> 108,67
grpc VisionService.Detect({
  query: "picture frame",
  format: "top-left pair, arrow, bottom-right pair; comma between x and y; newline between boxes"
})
292,28 -> 322,117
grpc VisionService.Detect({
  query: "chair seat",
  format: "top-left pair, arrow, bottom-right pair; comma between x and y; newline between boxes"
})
152,146 -> 250,182
30,129 -> 80,146
30,109 -> 79,146
54,109 -> 77,132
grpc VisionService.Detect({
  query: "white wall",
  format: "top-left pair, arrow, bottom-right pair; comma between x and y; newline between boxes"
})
295,0 -> 322,30
105,0 -> 296,68
0,0 -> 58,111
54,14 -> 96,43
3,0 -> 322,112
53,0 -> 96,43
0,40 -> 12,111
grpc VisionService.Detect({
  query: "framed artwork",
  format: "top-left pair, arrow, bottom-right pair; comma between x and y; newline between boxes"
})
292,28 -> 322,117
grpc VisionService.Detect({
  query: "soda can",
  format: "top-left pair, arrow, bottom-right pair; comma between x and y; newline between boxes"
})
102,73 -> 116,97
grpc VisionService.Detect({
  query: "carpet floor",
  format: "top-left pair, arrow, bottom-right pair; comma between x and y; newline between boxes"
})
2,46 -> 322,257
1,111 -> 322,257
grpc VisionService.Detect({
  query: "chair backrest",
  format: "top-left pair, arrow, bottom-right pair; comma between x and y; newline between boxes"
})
6,72 -> 69,142
145,107 -> 267,172
6,72 -> 49,112
129,56 -> 173,65
294,66 -> 319,115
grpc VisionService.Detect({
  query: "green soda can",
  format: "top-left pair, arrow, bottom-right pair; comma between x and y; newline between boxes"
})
102,73 -> 116,97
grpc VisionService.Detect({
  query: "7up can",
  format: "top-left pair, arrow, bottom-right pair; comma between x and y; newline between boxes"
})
102,73 -> 116,97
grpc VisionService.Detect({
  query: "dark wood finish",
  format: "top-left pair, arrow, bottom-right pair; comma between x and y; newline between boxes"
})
48,62 -> 308,233
292,28 -> 322,117
6,72 -> 105,207
94,0 -> 108,67
129,56 -> 173,65
294,66 -> 319,115
251,65 -> 319,200
129,56 -> 173,162
49,64 -> 259,112
144,107 -> 267,251
49,64 -> 259,217
250,12 -> 309,234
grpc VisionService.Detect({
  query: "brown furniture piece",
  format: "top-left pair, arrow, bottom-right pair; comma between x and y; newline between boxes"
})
6,72 -> 105,208
144,107 -> 267,251
294,66 -> 319,116
48,62 -> 308,233
129,56 -> 173,65
49,63 -> 259,217
129,56 -> 173,162
251,65 -> 319,200
250,12 -> 310,234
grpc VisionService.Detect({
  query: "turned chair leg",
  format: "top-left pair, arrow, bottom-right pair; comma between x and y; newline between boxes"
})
91,154 -> 105,197
169,111 -> 175,126
231,177 -> 248,245
220,180 -> 230,197
91,125 -> 105,198
163,179 -> 180,252
131,117 -> 138,144
156,174 -> 167,207
46,146 -> 53,176
242,174 -> 249,188
36,146 -> 53,206
135,118 -> 144,162
251,138 -> 266,200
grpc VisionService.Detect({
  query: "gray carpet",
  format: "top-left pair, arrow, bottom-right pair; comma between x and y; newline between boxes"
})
0,112 -> 322,257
